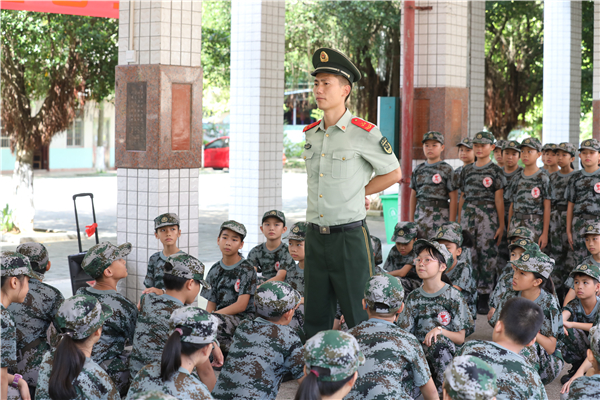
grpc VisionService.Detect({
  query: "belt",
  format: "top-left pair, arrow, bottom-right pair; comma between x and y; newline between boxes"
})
555,205 -> 568,212
419,200 -> 450,209
514,212 -> 542,220
469,200 -> 495,206
309,220 -> 365,235
575,213 -> 600,220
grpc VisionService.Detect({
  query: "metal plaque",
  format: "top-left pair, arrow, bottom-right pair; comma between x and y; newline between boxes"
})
126,82 -> 147,151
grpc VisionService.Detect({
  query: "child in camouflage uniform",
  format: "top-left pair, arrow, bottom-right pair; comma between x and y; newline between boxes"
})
458,131 -> 506,315
542,143 -> 560,174
410,131 -> 459,239
213,281 -> 304,400
383,222 -> 421,298
398,240 -> 474,394
566,139 -> 600,266
1,251 -> 40,400
247,210 -> 295,284
563,220 -> 600,307
346,274 -> 438,400
201,220 -> 257,356
490,248 -> 564,385
78,241 -> 138,395
493,139 -> 506,167
455,137 -> 475,216
6,243 -> 63,397
285,222 -> 307,335
442,356 -> 498,400
36,295 -> 119,400
144,213 -> 185,294
459,296 -> 548,399
126,307 -> 217,400
565,325 -> 600,399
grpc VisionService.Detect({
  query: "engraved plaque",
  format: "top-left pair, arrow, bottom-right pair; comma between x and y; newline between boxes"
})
126,82 -> 147,151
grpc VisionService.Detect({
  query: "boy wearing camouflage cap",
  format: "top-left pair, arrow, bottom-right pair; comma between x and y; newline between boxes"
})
566,325 -> 600,399
247,210 -> 295,284
542,143 -> 559,174
409,131 -> 459,240
6,243 -> 64,396
213,281 -> 304,400
76,241 -> 138,395
286,222 -> 307,334
458,131 -> 507,315
443,355 -> 498,400
563,220 -> 600,307
493,139 -> 506,167
201,220 -> 257,356
383,222 -> 421,298
346,275 -> 438,400
144,213 -> 185,294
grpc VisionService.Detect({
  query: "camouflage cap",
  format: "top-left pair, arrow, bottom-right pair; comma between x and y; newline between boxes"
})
413,239 -> 454,269
391,222 -> 418,244
507,226 -> 536,242
508,238 -> 539,253
579,138 -> 600,152
569,262 -> 600,282
262,210 -> 286,226
255,281 -> 301,318
589,325 -> 600,365
16,242 -> 49,274
0,251 -> 42,280
432,222 -> 463,247
581,220 -> 600,236
472,131 -> 495,145
422,131 -> 444,145
287,222 -> 307,241
456,137 -> 473,149
541,143 -> 558,152
503,140 -> 521,153
132,392 -> 178,400
557,142 -> 577,156
443,355 -> 498,400
304,330 -> 365,382
520,137 -> 542,152
364,274 -> 404,313
220,220 -> 247,240
169,307 -> 218,345
509,248 -> 554,279
81,241 -> 132,279
165,253 -> 210,289
495,139 -> 507,150
54,294 -> 113,340
154,213 -> 180,230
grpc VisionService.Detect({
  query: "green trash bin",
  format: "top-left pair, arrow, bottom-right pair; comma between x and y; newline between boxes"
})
380,194 -> 399,244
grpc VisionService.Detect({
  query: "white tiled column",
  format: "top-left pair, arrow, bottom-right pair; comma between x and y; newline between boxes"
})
543,1 -> 581,146
468,1 -> 485,136
229,0 -> 285,252
593,1 -> 600,140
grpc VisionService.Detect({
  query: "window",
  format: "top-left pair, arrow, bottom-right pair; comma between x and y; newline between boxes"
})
67,119 -> 83,147
0,131 -> 9,148
205,138 -> 229,149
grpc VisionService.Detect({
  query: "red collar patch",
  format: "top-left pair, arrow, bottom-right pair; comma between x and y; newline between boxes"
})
303,120 -> 321,132
351,117 -> 375,132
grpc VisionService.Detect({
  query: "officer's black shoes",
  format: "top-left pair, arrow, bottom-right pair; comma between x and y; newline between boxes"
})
560,362 -> 583,385
477,294 -> 490,315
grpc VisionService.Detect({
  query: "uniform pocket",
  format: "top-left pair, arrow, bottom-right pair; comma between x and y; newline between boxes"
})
302,150 -> 315,178
332,151 -> 357,179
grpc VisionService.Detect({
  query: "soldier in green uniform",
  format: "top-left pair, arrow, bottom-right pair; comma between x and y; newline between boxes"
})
302,47 -> 401,338
566,325 -> 600,399
498,139 -> 522,272
442,356 -> 498,400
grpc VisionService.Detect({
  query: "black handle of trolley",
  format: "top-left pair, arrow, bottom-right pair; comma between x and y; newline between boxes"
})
72,193 -> 99,253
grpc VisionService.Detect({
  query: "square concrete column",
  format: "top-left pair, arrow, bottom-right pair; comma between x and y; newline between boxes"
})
593,1 -> 600,140
468,1 -> 485,136
543,1 -> 581,147
229,0 -> 285,252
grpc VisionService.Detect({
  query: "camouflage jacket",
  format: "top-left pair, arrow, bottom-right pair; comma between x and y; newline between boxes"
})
371,235 -> 383,266
568,375 -> 600,399
201,258 -> 257,317
36,352 -> 120,400
76,286 -> 138,365
563,296 -> 600,325
565,168 -> 600,216
247,242 -> 295,280
144,250 -> 185,290
1,304 -> 16,369
550,170 -> 575,209
130,293 -> 186,377
398,284 -> 474,342
410,161 -> 459,201
460,161 -> 507,202
505,169 -> 553,215
459,340 -> 548,400
284,263 -> 305,296
383,247 -> 417,278
503,167 -> 523,212
212,317 -> 304,400
126,362 -> 212,400
455,165 -> 464,201
346,319 -> 431,400
446,252 -> 477,318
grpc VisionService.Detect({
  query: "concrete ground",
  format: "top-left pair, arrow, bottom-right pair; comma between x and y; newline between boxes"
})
0,171 -> 568,399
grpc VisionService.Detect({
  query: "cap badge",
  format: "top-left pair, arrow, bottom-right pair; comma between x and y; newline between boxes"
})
510,142 -> 515,146
437,231 -> 444,238
515,229 -> 522,234
585,140 -> 591,146
588,225 -> 594,231
292,226 -> 299,233
398,229 -> 405,236
161,216 -> 168,223
525,139 -> 530,144
560,143 -> 565,147
477,134 -> 482,139
320,51 -> 329,63
551,144 -> 556,148
518,239 -> 527,245
270,211 -> 277,215
522,254 -> 530,261
581,265 -> 589,271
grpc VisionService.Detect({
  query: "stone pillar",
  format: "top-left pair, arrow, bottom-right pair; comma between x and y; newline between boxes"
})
543,1 -> 581,147
116,0 -> 202,302
593,1 -> 600,140
468,1 -> 485,136
229,0 -> 285,252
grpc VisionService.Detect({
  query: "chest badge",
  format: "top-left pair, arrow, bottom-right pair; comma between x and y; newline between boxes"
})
234,279 -> 241,293
437,310 -> 451,326
432,174 -> 442,184
531,187 -> 540,199
482,177 -> 493,188
304,143 -> 312,150
275,261 -> 280,271
594,182 -> 600,194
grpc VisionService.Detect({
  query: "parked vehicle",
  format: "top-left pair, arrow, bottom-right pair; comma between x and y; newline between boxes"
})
203,136 -> 287,169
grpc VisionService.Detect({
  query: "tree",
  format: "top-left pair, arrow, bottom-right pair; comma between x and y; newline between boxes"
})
1,11 -> 117,231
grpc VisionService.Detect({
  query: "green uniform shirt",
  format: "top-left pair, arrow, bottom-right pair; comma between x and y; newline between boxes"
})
410,160 -> 458,201
550,170 -> 575,209
568,375 -> 600,399
565,168 -> 600,216
247,242 -> 295,280
1,304 -> 16,369
460,161 -> 506,202
505,169 -> 553,215
126,362 -> 212,400
563,296 -> 600,325
303,109 -> 399,225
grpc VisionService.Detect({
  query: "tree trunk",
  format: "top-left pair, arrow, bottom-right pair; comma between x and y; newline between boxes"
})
12,144 -> 35,232
95,102 -> 106,172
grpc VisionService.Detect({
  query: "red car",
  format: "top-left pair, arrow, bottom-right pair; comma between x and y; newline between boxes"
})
203,136 -> 287,169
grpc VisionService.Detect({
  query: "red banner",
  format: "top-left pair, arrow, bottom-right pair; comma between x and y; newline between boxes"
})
1,1 -> 119,19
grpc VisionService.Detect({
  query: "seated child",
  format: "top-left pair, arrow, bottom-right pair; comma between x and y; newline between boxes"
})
383,222 -> 421,298
213,281 -> 304,399
247,210 -> 294,284
126,307 -> 217,400
566,325 -> 600,399
563,220 -> 600,307
7,243 -> 63,397
36,295 -> 118,400
346,274 -> 438,400
144,213 -> 185,294
201,220 -> 257,356
285,222 -> 307,335
459,297 -> 547,399
442,356 -> 498,400
78,241 -> 138,394
294,330 -> 363,400
398,240 -> 474,394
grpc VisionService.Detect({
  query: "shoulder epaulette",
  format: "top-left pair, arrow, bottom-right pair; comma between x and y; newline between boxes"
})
351,117 -> 375,132
303,120 -> 321,132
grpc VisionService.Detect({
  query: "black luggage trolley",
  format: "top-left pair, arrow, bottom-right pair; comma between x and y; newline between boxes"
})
67,193 -> 99,295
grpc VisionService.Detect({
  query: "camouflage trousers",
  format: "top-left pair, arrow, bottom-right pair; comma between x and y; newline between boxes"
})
548,210 -> 577,293
460,203 -> 499,295
561,328 -> 589,366
520,343 -> 565,385
415,203 -> 449,240
573,215 -> 593,266
213,313 -> 243,356
423,335 -> 456,394
15,338 -> 48,388
497,209 -> 511,273
99,350 -> 131,396
289,305 -> 305,342
489,270 -> 512,311
509,214 -> 543,243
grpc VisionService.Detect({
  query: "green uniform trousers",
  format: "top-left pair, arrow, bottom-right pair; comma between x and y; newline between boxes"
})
304,221 -> 375,339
